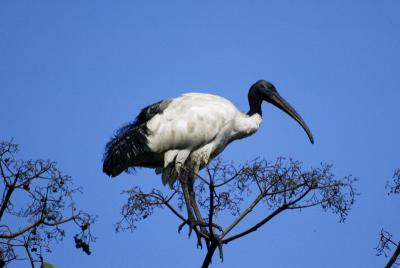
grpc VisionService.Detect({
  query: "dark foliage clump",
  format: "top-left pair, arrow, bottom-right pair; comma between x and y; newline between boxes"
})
0,141 -> 96,267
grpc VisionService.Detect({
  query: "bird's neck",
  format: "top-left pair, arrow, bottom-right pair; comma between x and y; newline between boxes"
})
247,90 -> 263,117
233,112 -> 262,140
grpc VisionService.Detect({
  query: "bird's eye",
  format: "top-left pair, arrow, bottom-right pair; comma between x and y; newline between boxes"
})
267,84 -> 273,89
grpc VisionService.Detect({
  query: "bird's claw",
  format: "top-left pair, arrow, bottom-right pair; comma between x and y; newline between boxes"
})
177,218 -> 196,237
193,222 -> 223,233
177,218 -> 205,248
178,220 -> 187,234
196,233 -> 203,249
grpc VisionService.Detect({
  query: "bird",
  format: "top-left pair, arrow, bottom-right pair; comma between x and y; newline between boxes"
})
103,80 -> 314,230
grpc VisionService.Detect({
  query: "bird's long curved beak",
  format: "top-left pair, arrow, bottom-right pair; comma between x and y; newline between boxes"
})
265,92 -> 314,144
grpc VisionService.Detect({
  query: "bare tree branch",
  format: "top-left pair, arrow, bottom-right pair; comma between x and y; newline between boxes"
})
223,204 -> 287,244
386,244 -> 400,268
0,175 -> 17,221
0,141 -> 96,267
116,157 -> 356,268
376,168 -> 400,267
221,191 -> 264,239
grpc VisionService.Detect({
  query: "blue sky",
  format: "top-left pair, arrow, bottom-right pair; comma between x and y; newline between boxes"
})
1,1 -> 399,267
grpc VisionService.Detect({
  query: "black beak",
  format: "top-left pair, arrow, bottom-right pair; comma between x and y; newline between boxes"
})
264,91 -> 314,144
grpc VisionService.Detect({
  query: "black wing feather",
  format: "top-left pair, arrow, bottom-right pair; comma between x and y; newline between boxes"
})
102,99 -> 172,177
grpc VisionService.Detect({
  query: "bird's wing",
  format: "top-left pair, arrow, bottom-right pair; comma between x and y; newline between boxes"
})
146,93 -> 239,153
103,99 -> 172,176
133,99 -> 173,127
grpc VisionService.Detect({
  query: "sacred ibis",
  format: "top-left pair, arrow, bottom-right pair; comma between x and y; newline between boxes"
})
103,80 -> 314,230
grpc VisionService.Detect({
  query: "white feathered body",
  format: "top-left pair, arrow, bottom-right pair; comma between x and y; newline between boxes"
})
103,93 -> 262,187
145,93 -> 262,186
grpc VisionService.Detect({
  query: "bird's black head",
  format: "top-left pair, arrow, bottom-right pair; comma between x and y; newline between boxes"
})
248,80 -> 277,116
252,80 -> 277,92
248,80 -> 314,144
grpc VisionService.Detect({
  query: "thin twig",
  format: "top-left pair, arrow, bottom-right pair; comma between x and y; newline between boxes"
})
0,175 -> 18,221
214,169 -> 243,188
42,215 -> 78,227
0,215 -> 77,239
386,242 -> 400,268
0,161 -> 11,186
208,178 -> 214,237
287,200 -> 325,210
163,200 -> 186,222
24,242 -> 35,268
220,191 -> 264,239
223,205 -> 288,244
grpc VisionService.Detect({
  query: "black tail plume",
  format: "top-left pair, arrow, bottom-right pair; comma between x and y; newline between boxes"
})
103,99 -> 171,177
102,123 -> 150,177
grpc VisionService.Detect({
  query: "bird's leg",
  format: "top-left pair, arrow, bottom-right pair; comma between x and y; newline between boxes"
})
188,180 -> 207,229
180,179 -> 206,248
180,179 -> 196,236
187,164 -> 206,226
188,182 -> 210,249
187,164 -> 217,232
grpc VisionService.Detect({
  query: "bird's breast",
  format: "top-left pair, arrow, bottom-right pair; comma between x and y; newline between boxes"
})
232,113 -> 262,139
145,93 -> 239,153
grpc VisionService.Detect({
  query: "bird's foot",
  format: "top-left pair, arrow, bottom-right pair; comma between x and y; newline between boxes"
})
178,218 -> 208,249
178,217 -> 198,236
196,222 -> 223,232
